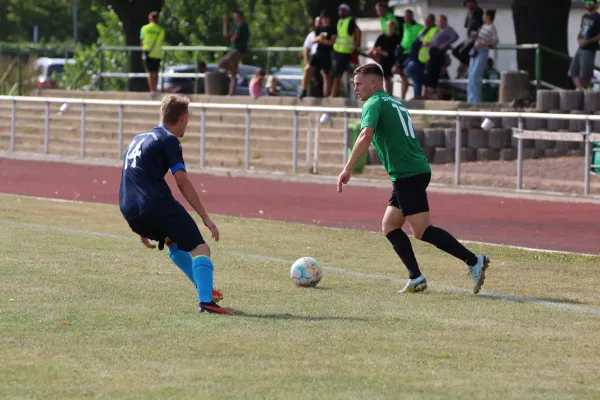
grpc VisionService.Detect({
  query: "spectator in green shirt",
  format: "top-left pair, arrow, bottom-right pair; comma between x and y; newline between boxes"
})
376,1 -> 399,33
482,57 -> 500,102
392,9 -> 422,100
218,9 -> 250,96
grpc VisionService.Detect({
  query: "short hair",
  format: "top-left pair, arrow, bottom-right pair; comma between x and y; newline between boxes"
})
486,9 -> 496,21
255,68 -> 266,77
405,9 -> 414,15
439,14 -> 447,22
354,63 -> 384,78
148,11 -> 159,22
161,95 -> 189,125
487,58 -> 494,68
427,13 -> 436,22
234,9 -> 244,18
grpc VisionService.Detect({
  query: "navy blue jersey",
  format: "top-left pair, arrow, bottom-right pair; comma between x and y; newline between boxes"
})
119,126 -> 186,220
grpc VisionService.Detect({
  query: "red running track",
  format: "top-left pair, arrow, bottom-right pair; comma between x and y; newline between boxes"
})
1,158 -> 599,254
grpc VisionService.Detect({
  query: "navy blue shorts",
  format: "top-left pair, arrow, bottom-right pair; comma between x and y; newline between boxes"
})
126,200 -> 205,252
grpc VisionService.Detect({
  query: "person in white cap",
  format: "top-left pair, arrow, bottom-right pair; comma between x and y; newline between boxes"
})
331,3 -> 361,97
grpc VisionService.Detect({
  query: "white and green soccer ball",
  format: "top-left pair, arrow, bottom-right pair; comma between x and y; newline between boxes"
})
290,257 -> 323,287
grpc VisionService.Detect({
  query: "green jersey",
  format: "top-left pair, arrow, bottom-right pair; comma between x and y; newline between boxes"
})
361,91 -> 431,181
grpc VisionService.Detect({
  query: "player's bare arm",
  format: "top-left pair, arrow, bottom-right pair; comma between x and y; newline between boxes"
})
337,126 -> 374,193
173,170 -> 220,242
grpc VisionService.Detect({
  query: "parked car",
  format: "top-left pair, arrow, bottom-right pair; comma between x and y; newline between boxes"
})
34,57 -> 76,89
158,63 -> 300,96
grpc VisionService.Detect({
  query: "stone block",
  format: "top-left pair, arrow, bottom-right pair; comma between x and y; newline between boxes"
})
567,149 -> 585,157
500,148 -> 518,161
461,147 -> 477,162
467,129 -> 488,149
559,90 -> 584,111
524,113 -> 547,130
523,148 -> 537,159
415,129 -> 425,147
568,110 -> 587,133
511,136 -> 535,149
477,148 -> 500,161
584,91 -> 600,112
544,148 -> 563,158
444,128 -> 468,150
536,90 -> 560,111
423,146 -> 435,162
534,140 -> 555,150
424,129 -> 445,148
546,110 -> 569,132
432,147 -> 454,164
488,128 -> 512,150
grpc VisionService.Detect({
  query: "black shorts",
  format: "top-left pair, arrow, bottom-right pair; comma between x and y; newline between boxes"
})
388,173 -> 431,216
126,200 -> 205,252
380,59 -> 394,78
332,52 -> 352,77
309,52 -> 332,74
144,53 -> 161,73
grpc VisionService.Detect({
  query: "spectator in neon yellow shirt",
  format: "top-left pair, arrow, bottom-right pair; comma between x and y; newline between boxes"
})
140,11 -> 165,95
392,9 -> 423,100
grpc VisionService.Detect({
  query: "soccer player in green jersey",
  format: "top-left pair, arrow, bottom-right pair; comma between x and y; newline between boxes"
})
337,63 -> 490,294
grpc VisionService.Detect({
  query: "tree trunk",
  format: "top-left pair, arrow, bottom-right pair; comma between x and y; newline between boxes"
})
512,0 -> 572,89
107,0 -> 164,92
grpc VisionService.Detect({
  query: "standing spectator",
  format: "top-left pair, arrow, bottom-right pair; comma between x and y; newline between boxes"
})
424,15 -> 458,99
376,1 -> 400,33
367,19 -> 401,95
299,11 -> 336,99
219,10 -> 250,96
404,14 -> 438,99
569,0 -> 600,89
331,3 -> 362,98
482,58 -> 500,102
453,0 -> 484,79
467,9 -> 498,103
302,17 -> 322,97
140,11 -> 165,96
393,9 -> 422,100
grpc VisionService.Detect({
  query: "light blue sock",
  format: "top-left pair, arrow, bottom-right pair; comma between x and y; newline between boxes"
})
192,255 -> 214,303
168,244 -> 195,284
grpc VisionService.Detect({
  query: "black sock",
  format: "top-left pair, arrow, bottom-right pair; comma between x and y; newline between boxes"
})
386,228 -> 422,279
421,226 -> 478,266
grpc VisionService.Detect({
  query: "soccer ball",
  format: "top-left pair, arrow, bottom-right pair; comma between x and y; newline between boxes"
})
290,257 -> 323,287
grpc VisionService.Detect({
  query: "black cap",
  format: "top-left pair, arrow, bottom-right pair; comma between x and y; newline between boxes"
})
319,10 -> 330,17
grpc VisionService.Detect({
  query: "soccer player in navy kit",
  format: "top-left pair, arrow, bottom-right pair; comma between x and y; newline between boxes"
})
119,95 -> 231,315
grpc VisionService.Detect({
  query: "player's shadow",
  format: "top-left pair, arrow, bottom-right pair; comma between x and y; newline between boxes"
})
479,292 -> 584,305
229,309 -> 366,322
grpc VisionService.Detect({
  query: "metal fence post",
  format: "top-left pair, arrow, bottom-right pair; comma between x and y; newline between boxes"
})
454,113 -> 461,185
307,114 -> 313,168
80,103 -> 86,158
293,110 -> 299,174
10,99 -> 16,152
343,111 -> 349,165
44,101 -> 50,154
118,104 -> 124,159
535,46 -> 542,90
245,107 -> 251,170
200,106 -> 206,168
584,118 -> 591,196
516,116 -> 523,190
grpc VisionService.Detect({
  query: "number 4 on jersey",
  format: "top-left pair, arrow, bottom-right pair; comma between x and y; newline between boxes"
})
124,137 -> 146,170
391,103 -> 416,139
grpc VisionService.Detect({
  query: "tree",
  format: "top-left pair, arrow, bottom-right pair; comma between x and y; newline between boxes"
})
512,0 -> 572,89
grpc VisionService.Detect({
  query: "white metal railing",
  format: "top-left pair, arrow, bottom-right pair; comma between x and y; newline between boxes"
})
1,95 -> 599,195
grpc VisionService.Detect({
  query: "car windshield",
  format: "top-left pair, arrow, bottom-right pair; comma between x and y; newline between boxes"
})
47,64 -> 65,78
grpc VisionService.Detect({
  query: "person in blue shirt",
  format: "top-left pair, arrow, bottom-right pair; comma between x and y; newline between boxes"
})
119,94 -> 231,315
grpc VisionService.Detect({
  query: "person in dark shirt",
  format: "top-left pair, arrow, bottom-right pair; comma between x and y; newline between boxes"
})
119,95 -> 231,315
368,19 -> 402,94
569,0 -> 600,89
299,11 -> 336,99
218,9 -> 250,96
453,0 -> 484,78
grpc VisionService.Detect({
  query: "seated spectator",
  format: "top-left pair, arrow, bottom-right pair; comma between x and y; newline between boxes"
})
482,57 -> 500,102
266,75 -> 279,96
367,19 -> 402,94
404,14 -> 438,99
467,9 -> 498,103
249,68 -> 266,99
423,15 -> 458,99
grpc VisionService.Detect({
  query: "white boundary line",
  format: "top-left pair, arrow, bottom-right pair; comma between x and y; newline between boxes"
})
1,192 -> 597,256
1,217 -> 599,317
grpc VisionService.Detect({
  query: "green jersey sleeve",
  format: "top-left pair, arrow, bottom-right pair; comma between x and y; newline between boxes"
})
361,98 -> 381,130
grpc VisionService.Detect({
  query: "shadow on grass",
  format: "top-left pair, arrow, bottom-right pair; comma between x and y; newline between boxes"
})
479,292 -> 584,305
229,309 -> 366,322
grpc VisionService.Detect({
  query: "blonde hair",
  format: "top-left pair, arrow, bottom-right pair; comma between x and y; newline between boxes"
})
161,95 -> 189,125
